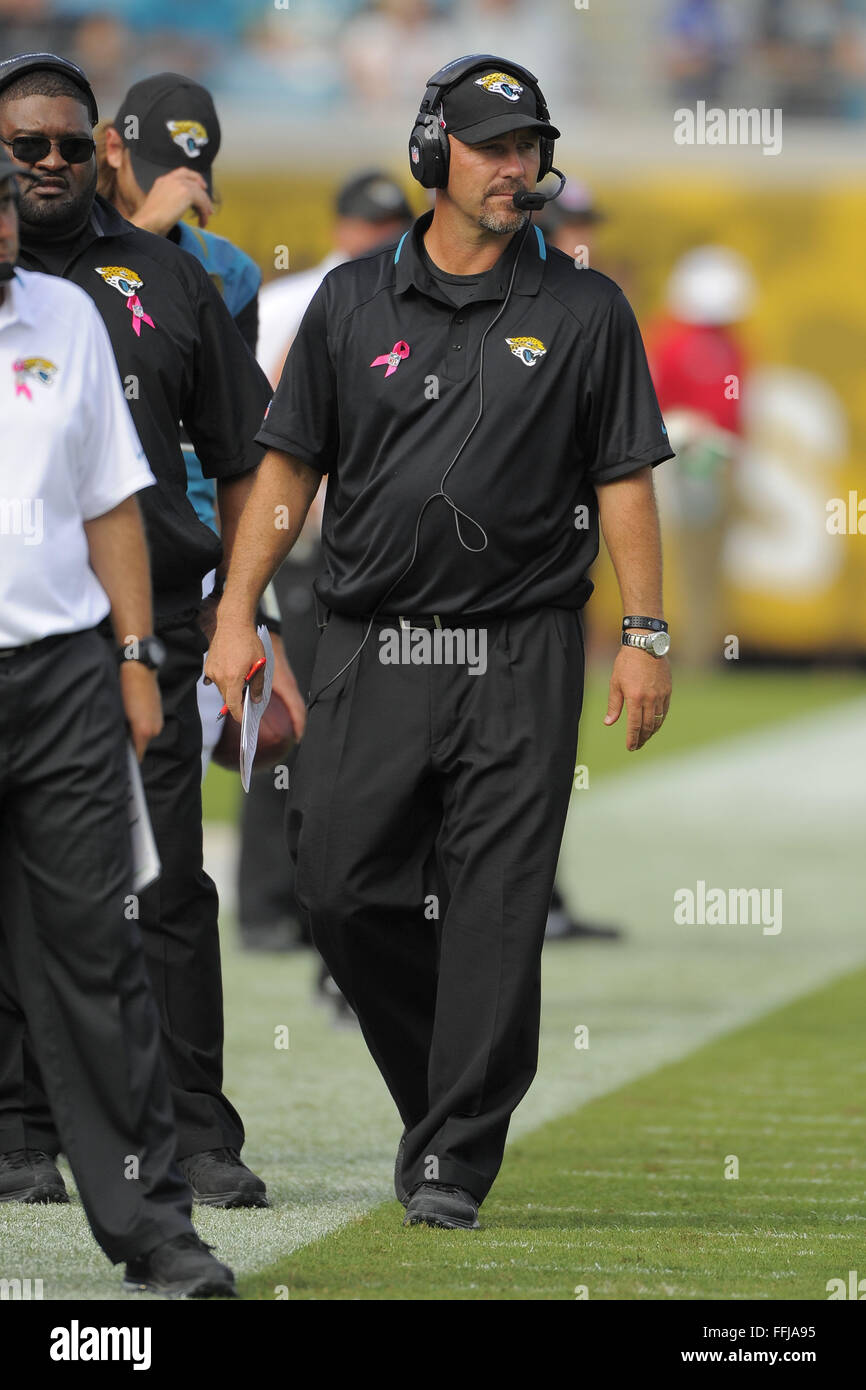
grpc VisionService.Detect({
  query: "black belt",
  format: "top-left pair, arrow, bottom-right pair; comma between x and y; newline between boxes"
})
0,630 -> 85,660
364,612 -> 509,631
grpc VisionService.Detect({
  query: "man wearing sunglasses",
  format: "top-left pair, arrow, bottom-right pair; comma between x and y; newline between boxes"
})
0,53 -> 271,1211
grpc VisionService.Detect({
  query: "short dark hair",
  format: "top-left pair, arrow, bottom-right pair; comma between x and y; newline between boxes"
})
0,70 -> 91,116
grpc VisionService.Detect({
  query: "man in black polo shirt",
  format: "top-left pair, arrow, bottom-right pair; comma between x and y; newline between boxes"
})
0,53 -> 269,1207
208,54 -> 674,1229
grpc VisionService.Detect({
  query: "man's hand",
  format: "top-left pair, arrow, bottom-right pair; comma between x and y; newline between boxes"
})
604,648 -> 671,751
130,167 -> 213,235
204,616 -> 266,724
270,632 -> 307,741
120,663 -> 164,761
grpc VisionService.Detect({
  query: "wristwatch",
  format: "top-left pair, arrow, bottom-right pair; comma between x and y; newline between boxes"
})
621,630 -> 671,658
117,634 -> 167,670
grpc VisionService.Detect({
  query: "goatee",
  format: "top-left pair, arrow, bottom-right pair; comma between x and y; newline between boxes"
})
18,163 -> 98,238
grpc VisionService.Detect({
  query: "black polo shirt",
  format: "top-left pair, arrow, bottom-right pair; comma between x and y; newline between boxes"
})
256,209 -> 673,618
18,195 -> 270,617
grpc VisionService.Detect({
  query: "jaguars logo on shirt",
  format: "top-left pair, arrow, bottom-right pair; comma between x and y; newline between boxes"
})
94,266 -> 157,337
13,356 -> 57,399
475,72 -> 524,103
506,336 -> 547,367
166,120 -> 209,158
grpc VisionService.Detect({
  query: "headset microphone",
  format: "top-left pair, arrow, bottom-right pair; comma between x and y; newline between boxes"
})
512,168 -> 566,211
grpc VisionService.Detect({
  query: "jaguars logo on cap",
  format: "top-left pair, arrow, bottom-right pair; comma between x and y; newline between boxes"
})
506,336 -> 547,367
475,72 -> 524,103
165,120 -> 209,158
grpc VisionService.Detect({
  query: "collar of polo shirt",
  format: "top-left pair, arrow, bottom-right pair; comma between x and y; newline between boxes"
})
0,270 -> 34,328
393,209 -> 547,302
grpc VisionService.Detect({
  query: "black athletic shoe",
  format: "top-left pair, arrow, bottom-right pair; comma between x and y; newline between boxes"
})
403,1183 -> 480,1230
0,1149 -> 69,1204
178,1149 -> 268,1208
394,1132 -> 410,1207
123,1232 -> 236,1298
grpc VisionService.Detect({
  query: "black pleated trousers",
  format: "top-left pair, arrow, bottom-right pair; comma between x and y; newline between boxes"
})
0,619 -> 244,1162
0,630 -> 192,1260
288,608 -> 584,1203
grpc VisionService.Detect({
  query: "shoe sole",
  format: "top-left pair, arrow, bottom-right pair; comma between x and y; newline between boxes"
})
190,1190 -> 269,1209
0,1186 -> 69,1204
403,1211 -> 480,1230
123,1276 -> 236,1299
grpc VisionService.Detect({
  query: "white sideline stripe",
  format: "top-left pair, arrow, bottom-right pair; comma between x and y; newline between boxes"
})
197,697 -> 866,1279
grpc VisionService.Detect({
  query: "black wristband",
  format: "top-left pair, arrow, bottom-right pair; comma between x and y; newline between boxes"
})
622,615 -> 668,632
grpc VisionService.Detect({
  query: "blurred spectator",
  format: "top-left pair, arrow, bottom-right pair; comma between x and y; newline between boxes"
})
257,167 -> 414,382
664,0 -> 742,104
342,0 -> 451,107
536,177 -> 605,263
759,0 -> 850,117
649,245 -> 755,669
239,167 -> 413,974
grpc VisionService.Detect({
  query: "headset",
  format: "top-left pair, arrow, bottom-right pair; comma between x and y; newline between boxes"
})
308,58 -> 562,706
408,53 -> 556,193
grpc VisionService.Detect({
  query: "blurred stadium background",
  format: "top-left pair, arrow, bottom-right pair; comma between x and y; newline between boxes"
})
1,0 -> 864,1300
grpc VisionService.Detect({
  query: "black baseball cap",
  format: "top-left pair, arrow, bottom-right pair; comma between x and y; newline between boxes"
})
114,73 -> 220,195
441,65 -> 560,145
0,53 -> 98,124
336,170 -> 413,223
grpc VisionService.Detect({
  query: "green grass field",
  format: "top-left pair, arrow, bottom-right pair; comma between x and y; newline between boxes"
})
1,668 -> 864,1301
241,966 -> 866,1300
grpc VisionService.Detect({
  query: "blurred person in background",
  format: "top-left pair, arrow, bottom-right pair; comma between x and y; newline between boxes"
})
257,168 -> 414,383
649,244 -> 755,670
342,0 -> 450,108
96,71 -> 305,776
245,171 -> 413,1014
0,51 -> 271,1209
538,175 -> 623,943
664,0 -> 742,105
537,177 -> 604,263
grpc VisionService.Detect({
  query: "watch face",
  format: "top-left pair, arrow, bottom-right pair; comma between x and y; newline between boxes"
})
650,631 -> 671,657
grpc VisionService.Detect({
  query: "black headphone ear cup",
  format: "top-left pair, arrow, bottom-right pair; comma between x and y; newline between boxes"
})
538,137 -> 554,182
409,110 -> 449,188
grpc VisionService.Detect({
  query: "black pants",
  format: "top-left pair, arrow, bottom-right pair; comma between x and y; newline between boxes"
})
288,608 -> 584,1203
0,619 -> 244,1161
0,631 -> 192,1261
238,545 -> 323,941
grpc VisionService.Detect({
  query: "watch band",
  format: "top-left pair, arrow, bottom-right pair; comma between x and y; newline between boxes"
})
622,615 -> 668,632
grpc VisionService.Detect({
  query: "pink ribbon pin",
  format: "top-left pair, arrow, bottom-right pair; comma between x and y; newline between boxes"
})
126,294 -> 156,337
12,361 -> 32,399
370,339 -> 410,378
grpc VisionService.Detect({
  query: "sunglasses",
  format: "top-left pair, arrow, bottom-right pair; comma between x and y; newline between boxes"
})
1,134 -> 95,165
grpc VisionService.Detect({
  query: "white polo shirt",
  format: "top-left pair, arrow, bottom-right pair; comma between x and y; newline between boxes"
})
256,252 -> 344,385
0,269 -> 155,647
